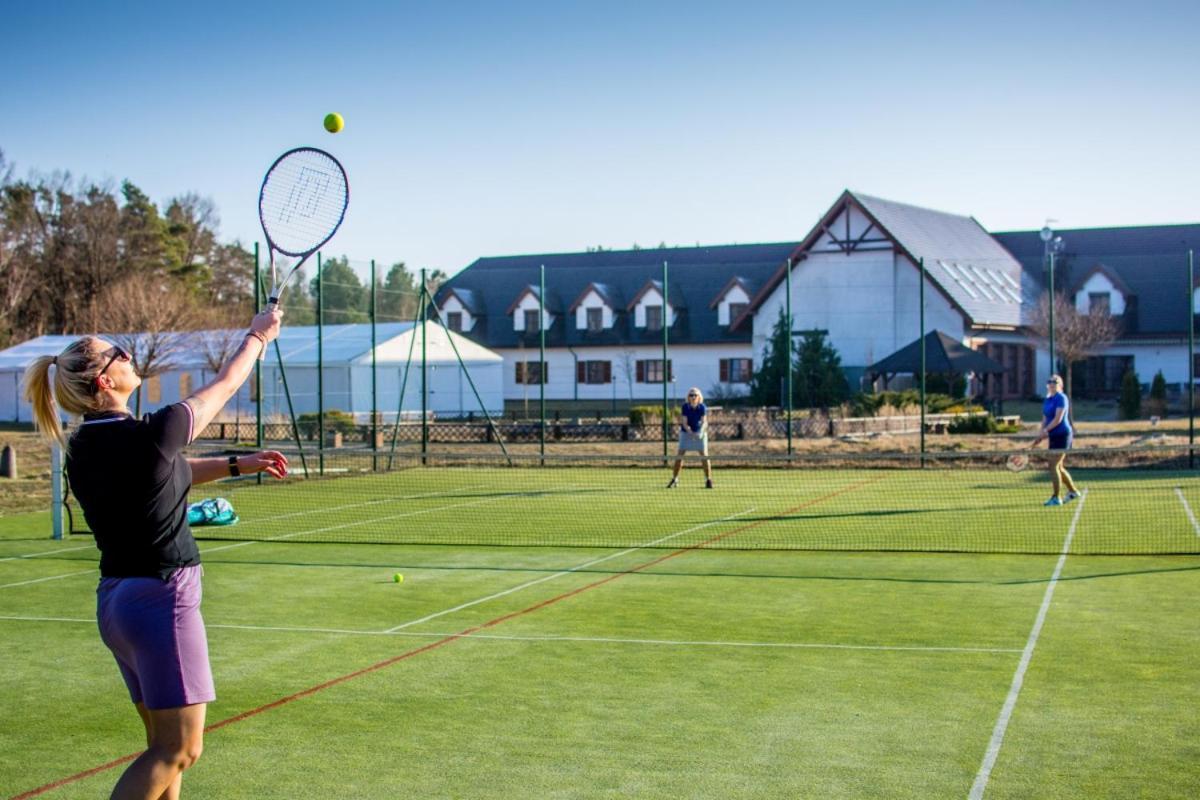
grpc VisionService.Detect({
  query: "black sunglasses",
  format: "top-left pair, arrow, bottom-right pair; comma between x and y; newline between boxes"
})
94,345 -> 131,392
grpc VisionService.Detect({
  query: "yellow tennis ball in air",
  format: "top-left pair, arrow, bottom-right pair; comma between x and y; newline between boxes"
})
393,573 -> 404,583
324,113 -> 344,133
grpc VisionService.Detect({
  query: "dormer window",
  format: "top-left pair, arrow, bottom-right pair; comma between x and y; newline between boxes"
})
509,286 -> 554,332
1073,266 -> 1127,316
710,277 -> 751,326
645,305 -> 663,331
1088,292 -> 1111,315
440,291 -> 476,332
570,283 -> 616,331
629,281 -> 676,330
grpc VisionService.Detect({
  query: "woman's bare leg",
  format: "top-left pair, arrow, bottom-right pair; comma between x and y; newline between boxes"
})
112,703 -> 206,800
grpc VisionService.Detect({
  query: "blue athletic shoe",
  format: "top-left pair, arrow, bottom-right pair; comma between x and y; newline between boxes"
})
1064,491 -> 1080,503
1044,496 -> 1063,507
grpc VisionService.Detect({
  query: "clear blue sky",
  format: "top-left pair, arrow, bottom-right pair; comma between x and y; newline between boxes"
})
3,0 -> 1197,278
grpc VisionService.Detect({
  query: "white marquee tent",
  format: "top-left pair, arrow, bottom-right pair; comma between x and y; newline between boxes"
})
0,322 -> 503,424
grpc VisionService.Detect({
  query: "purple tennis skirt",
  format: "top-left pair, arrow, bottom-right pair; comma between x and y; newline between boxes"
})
96,565 -> 215,710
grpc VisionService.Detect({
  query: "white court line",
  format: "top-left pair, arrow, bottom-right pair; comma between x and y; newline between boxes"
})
231,484 -> 490,527
4,487 -> 536,579
1174,488 -> 1200,536
384,508 -> 758,634
0,615 -> 1021,654
200,488 -> 565,556
0,543 -> 96,563
969,489 -> 1088,800
0,569 -> 95,589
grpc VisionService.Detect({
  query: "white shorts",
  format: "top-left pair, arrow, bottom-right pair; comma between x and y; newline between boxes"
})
677,429 -> 708,455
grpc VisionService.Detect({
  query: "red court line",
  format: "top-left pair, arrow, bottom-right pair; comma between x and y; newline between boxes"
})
11,476 -> 879,799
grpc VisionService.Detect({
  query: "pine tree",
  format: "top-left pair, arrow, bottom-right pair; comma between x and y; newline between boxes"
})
1119,369 -> 1142,420
794,330 -> 849,408
749,308 -> 792,406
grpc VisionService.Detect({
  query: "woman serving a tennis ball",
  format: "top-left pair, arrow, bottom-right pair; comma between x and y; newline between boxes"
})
1033,373 -> 1080,506
22,308 -> 285,798
667,387 -> 713,489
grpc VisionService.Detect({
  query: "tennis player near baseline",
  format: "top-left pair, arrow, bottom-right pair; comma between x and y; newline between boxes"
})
22,309 -> 286,799
667,387 -> 714,489
1032,373 -> 1080,506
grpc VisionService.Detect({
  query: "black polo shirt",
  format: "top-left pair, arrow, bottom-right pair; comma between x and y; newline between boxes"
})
67,403 -> 201,580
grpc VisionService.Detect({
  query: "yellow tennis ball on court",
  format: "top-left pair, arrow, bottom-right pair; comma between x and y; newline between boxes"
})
393,573 -> 404,583
324,113 -> 344,133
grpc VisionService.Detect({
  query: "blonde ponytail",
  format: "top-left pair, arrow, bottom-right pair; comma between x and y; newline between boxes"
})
21,337 -> 106,451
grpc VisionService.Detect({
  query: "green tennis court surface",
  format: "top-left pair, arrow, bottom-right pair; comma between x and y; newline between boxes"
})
3,455 -> 1199,797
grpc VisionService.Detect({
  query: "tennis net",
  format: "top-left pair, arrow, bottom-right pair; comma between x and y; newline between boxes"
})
61,445 -> 1200,554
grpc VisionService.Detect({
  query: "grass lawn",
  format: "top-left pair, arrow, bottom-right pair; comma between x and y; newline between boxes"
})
2,462 -> 1198,798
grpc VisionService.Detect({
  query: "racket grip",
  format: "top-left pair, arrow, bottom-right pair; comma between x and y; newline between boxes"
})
256,298 -> 280,362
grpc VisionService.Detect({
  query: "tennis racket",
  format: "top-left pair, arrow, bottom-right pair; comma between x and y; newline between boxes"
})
258,146 -> 349,357
1006,446 -> 1034,472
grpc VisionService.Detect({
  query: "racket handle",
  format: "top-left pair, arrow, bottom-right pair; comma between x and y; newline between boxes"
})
257,298 -> 280,361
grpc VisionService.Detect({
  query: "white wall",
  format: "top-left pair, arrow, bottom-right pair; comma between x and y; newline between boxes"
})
498,343 -> 754,404
752,250 -> 964,370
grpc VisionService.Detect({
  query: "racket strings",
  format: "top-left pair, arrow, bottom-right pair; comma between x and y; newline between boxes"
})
260,150 -> 348,256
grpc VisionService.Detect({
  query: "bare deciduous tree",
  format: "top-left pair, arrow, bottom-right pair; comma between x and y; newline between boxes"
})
95,277 -> 204,414
1028,292 -> 1121,396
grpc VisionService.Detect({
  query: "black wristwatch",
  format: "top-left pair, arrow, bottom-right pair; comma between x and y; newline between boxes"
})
228,455 -> 240,477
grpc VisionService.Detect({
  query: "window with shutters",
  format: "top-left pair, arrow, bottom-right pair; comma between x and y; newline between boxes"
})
719,358 -> 752,384
577,360 -> 612,384
636,359 -> 672,384
516,361 -> 548,384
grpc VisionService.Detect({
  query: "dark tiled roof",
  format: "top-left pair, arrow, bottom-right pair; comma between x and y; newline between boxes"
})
853,193 -> 1031,327
992,224 -> 1200,336
437,243 -> 798,349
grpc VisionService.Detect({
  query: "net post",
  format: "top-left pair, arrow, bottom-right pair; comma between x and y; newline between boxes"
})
50,443 -> 64,540
371,259 -> 379,472
662,260 -> 669,463
786,256 -> 793,457
539,263 -> 546,464
254,242 -> 263,484
317,251 -> 325,476
1189,249 -> 1195,468
919,257 -> 926,466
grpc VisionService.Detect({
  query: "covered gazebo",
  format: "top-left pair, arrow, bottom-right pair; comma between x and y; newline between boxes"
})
866,330 -> 1008,404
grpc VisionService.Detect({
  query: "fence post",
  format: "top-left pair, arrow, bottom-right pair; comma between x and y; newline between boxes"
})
317,251 -> 325,476
919,257 -> 926,466
786,256 -> 793,456
539,263 -> 546,463
254,242 -> 263,484
371,258 -> 378,472
1190,249 -> 1195,468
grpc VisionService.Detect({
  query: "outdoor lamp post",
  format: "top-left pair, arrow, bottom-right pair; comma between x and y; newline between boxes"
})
1040,224 -> 1065,377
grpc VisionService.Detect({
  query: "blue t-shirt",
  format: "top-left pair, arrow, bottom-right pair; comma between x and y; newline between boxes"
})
1042,393 -> 1071,436
681,402 -> 707,433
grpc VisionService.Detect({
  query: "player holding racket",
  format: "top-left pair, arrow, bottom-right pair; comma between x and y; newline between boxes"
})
666,387 -> 714,489
21,309 -> 284,799
1032,373 -> 1080,506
